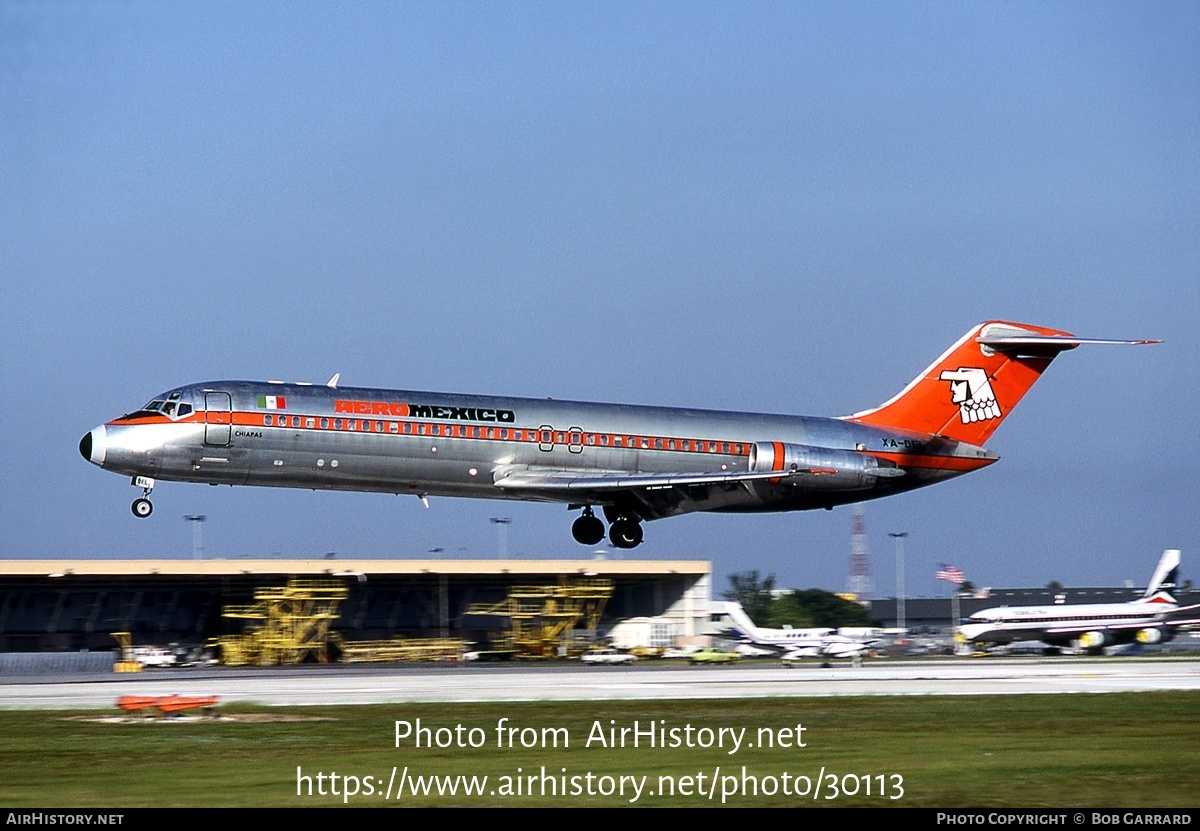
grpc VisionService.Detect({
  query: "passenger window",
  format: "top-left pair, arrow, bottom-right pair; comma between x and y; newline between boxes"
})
264,414 -> 274,426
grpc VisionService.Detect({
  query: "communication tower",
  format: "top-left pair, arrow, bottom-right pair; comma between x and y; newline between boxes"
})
846,503 -> 873,600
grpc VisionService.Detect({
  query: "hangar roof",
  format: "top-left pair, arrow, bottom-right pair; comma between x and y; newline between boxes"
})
0,559 -> 709,578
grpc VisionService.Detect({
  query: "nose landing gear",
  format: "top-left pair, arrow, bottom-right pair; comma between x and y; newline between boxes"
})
131,476 -> 155,519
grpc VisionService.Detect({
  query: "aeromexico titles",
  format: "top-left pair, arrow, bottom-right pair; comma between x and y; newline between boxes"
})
80,321 -> 1156,549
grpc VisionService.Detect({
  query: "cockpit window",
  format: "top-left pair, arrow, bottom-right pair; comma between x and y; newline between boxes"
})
125,392 -> 192,420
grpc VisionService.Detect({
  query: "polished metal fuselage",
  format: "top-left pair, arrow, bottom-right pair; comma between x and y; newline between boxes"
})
85,380 -> 997,519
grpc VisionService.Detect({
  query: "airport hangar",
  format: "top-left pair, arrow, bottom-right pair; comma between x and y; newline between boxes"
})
0,558 -> 712,653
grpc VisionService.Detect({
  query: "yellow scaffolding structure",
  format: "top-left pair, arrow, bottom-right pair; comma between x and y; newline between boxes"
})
332,635 -> 468,663
208,579 -> 348,666
464,578 -> 614,658
111,631 -> 142,673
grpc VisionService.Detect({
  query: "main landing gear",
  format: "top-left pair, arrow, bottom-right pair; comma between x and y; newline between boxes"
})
131,476 -> 154,519
570,506 -> 643,549
571,507 -> 605,545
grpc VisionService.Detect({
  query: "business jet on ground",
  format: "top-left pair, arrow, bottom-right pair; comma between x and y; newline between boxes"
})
958,550 -> 1200,655
80,321 -> 1154,548
711,600 -> 878,666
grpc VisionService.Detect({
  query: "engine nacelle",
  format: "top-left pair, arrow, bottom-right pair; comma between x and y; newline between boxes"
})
1074,631 -> 1109,649
749,442 -> 903,491
1135,628 -> 1164,645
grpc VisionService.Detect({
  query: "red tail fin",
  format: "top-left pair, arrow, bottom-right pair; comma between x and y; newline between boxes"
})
846,321 -> 1077,445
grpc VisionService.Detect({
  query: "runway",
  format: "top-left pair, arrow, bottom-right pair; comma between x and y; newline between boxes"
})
3,657 -> 1198,709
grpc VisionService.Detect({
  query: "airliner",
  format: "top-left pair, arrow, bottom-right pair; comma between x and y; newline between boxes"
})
79,321 -> 1155,548
958,549 -> 1200,654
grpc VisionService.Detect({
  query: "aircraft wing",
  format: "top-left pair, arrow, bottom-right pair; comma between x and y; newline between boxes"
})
493,465 -> 819,520
492,467 -> 812,492
493,457 -> 904,520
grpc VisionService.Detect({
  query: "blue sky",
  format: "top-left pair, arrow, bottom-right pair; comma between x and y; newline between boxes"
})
1,2 -> 1196,597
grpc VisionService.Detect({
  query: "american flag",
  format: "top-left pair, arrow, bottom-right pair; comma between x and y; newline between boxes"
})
936,563 -> 965,584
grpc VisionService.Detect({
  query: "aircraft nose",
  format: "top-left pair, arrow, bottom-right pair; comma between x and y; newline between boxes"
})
79,426 -> 107,466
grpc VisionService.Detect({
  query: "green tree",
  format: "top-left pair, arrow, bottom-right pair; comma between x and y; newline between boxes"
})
722,571 -> 775,625
768,589 -> 874,629
764,593 -> 816,629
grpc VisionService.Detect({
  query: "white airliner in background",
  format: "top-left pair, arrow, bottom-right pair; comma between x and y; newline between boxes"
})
959,550 -> 1200,654
80,321 -> 1155,548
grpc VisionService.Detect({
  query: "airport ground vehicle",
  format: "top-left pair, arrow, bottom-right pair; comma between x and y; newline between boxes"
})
688,648 -> 740,665
581,648 -> 636,666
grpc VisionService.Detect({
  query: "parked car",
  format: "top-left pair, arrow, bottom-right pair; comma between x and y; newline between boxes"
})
581,648 -> 636,665
688,647 -> 740,665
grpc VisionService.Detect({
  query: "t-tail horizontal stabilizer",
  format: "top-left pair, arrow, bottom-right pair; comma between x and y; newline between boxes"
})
847,321 -> 1160,446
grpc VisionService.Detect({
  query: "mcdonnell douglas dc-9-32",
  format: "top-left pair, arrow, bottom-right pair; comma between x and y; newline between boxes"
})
80,321 -> 1155,549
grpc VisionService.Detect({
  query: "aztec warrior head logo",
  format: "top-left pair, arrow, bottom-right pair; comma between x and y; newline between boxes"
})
939,367 -> 1002,423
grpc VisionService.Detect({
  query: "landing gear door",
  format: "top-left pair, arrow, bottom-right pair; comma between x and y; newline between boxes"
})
204,392 -> 232,446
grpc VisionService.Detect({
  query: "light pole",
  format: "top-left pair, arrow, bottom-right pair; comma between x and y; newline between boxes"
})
490,517 -> 512,560
184,515 -> 207,560
889,532 -> 907,633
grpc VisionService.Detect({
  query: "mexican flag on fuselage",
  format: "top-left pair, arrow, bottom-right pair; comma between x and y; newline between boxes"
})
256,395 -> 287,410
